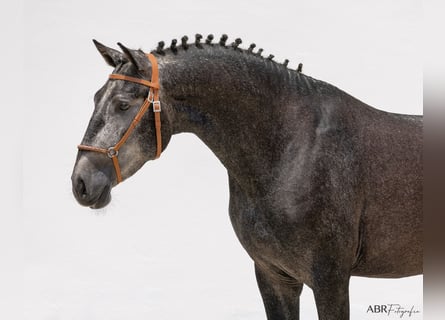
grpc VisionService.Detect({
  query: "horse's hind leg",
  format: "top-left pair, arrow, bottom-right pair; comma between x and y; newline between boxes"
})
312,271 -> 350,320
255,263 -> 303,320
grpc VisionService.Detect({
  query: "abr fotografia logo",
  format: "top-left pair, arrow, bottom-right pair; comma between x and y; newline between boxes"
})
366,304 -> 421,318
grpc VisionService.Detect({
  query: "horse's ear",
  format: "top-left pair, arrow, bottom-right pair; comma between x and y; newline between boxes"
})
117,43 -> 148,74
93,39 -> 125,67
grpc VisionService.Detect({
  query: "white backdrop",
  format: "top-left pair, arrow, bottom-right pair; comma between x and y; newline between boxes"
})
19,0 -> 422,319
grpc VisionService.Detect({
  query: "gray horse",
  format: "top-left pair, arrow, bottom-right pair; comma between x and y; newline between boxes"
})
71,35 -> 422,320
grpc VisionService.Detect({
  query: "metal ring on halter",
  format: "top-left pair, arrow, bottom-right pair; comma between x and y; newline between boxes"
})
107,147 -> 118,158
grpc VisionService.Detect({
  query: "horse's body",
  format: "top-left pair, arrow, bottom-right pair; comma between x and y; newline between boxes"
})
72,35 -> 422,320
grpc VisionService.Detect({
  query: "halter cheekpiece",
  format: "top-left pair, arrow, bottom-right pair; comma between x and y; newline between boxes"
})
77,53 -> 162,184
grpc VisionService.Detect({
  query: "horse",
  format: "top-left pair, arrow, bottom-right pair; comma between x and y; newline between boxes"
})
71,34 -> 422,320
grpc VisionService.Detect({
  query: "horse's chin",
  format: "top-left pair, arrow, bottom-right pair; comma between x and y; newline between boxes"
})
90,187 -> 112,209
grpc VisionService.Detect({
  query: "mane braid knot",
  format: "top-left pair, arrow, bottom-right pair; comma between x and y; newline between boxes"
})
219,34 -> 228,46
232,38 -> 242,50
170,39 -> 178,53
206,34 -> 214,44
297,63 -> 303,73
247,43 -> 256,53
195,34 -> 203,48
181,36 -> 189,50
156,41 -> 165,55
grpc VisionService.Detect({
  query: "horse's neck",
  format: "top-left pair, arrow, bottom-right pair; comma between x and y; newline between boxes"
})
157,48 -> 332,195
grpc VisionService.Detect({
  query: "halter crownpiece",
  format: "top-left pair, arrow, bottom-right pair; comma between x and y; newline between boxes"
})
77,53 -> 162,184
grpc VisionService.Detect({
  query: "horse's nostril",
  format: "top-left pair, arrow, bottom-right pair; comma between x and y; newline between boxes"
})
76,178 -> 87,199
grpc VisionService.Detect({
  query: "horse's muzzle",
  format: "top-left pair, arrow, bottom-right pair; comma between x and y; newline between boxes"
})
71,163 -> 112,209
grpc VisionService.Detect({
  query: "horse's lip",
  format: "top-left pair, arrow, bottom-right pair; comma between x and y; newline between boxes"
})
90,186 -> 112,209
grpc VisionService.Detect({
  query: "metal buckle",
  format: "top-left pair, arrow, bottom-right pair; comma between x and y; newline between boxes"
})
153,100 -> 161,112
107,147 -> 118,158
148,90 -> 154,103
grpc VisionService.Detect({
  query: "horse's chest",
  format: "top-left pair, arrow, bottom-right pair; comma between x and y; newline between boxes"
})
228,196 -> 299,262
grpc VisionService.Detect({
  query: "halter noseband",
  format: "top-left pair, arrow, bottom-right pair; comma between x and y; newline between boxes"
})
77,53 -> 162,184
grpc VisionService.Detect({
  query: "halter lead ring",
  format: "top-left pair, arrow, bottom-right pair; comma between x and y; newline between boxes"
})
78,53 -> 162,184
107,147 -> 118,158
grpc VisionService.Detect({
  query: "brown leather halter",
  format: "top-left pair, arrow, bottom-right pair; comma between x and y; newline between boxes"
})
78,53 -> 162,184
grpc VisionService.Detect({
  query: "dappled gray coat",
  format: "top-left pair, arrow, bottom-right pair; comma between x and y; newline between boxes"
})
72,34 -> 422,320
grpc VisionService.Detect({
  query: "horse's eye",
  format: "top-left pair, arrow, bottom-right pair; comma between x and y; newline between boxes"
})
118,102 -> 130,111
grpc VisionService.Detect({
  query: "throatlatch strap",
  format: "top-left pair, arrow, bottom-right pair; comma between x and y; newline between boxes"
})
147,53 -> 162,159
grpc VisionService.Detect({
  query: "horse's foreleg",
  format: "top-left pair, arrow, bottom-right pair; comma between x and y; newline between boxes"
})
255,263 -> 303,320
312,269 -> 350,320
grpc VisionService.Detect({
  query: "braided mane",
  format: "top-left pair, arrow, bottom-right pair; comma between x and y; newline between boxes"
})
152,33 -> 304,74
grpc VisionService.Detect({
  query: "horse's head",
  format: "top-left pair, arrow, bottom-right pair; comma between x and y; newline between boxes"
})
71,41 -> 170,209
